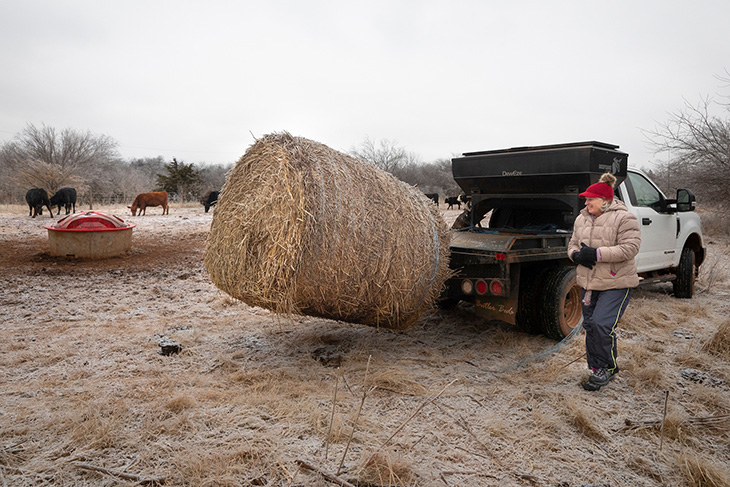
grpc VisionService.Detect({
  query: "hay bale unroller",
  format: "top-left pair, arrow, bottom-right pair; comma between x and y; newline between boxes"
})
204,132 -> 451,329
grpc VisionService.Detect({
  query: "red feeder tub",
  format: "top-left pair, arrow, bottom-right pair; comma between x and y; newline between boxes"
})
44,211 -> 136,258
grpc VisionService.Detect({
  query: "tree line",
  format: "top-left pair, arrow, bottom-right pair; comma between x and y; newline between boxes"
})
0,124 -> 234,208
2,75 -> 729,211
0,125 -> 463,209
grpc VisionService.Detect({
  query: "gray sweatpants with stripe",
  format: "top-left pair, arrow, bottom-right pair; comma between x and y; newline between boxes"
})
581,288 -> 632,372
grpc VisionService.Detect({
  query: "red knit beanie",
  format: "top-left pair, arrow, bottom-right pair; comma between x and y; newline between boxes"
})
579,173 -> 616,200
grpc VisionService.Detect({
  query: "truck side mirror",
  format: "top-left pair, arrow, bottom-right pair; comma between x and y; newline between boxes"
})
676,188 -> 696,212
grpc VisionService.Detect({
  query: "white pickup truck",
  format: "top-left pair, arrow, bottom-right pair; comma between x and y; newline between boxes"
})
442,141 -> 706,340
618,166 -> 704,298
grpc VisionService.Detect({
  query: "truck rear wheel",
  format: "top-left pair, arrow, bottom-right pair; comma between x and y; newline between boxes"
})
515,267 -> 549,334
538,266 -> 582,340
673,248 -> 695,298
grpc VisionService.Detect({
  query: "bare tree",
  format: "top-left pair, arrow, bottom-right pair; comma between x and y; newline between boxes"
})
348,137 -> 461,198
196,162 -> 233,194
645,74 -> 730,207
10,159 -> 83,196
116,163 -> 151,204
1,123 -> 120,197
349,136 -> 410,173
397,157 -> 462,197
129,156 -> 166,181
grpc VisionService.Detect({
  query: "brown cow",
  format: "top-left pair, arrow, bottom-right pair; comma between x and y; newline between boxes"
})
128,191 -> 169,216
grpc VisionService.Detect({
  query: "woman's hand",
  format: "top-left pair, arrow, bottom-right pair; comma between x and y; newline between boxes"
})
572,243 -> 597,269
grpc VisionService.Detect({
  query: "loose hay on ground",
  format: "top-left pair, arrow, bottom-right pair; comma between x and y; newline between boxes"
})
204,132 -> 452,329
704,319 -> 730,356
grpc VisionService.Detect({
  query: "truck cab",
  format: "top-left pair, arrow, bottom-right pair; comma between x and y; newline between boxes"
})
443,141 -> 706,340
618,168 -> 704,283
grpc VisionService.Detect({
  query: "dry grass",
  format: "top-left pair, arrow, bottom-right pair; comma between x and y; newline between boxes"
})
684,382 -> 730,411
623,299 -> 679,333
698,240 -> 730,292
699,208 -> 730,239
704,319 -> 730,357
358,450 -> 415,486
674,342 -> 711,368
632,364 -> 667,390
2,206 -> 730,486
165,394 -> 197,412
204,132 -> 452,330
364,367 -> 430,396
677,450 -> 730,487
562,397 -> 608,441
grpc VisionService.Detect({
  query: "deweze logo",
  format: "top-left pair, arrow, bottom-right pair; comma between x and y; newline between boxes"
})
502,170 -> 522,176
612,157 -> 622,174
598,157 -> 624,174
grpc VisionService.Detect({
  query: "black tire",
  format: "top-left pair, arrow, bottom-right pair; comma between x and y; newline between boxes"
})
437,297 -> 459,310
673,248 -> 695,299
538,266 -> 583,340
515,267 -> 549,334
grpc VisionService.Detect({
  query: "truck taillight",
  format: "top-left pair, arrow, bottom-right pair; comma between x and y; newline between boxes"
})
461,279 -> 474,295
490,280 -> 503,295
496,253 -> 506,261
475,280 -> 488,295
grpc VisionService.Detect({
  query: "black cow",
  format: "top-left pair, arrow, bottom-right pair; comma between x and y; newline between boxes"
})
424,193 -> 439,206
202,190 -> 220,213
445,196 -> 461,210
459,193 -> 471,207
25,188 -> 54,218
50,187 -> 77,215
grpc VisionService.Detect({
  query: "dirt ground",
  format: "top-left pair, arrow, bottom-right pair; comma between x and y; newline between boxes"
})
1,204 -> 729,487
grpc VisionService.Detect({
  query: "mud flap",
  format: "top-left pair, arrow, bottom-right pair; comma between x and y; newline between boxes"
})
474,295 -> 519,324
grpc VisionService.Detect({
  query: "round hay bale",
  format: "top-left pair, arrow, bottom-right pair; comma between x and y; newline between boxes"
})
204,132 -> 451,330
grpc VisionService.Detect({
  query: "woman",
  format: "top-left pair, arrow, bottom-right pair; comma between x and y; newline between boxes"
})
569,172 -> 641,391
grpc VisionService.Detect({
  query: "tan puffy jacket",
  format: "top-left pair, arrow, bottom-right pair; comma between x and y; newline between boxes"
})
568,199 -> 641,290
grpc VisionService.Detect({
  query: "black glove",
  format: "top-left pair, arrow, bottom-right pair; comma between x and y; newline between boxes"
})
572,251 -> 593,269
580,243 -> 597,262
572,243 -> 597,269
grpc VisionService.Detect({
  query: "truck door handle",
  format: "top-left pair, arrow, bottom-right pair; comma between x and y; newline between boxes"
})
642,218 -> 652,225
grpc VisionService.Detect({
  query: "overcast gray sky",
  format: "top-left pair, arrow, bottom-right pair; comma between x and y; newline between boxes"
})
1,1 -> 728,169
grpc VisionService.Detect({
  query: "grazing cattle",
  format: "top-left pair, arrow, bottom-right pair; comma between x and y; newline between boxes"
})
128,191 -> 169,216
201,190 -> 220,213
445,196 -> 461,210
459,193 -> 471,207
423,193 -> 439,206
25,188 -> 54,218
50,187 -> 77,215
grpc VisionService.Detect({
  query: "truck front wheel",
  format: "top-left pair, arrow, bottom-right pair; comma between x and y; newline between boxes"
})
538,266 -> 583,340
673,248 -> 696,298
